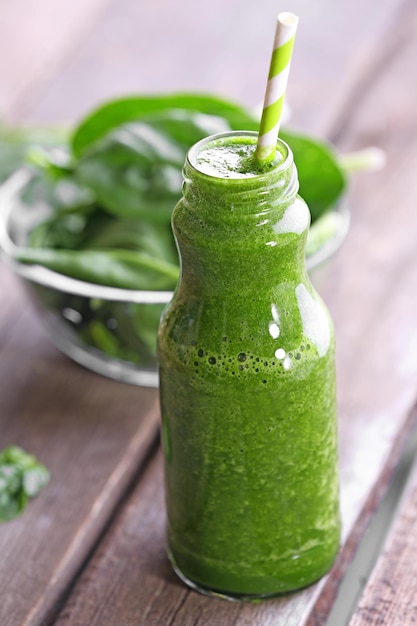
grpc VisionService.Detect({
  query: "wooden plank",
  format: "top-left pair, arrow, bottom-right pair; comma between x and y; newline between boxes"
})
0,270 -> 160,626
349,455 -> 417,625
54,451 -> 314,626
343,10 -> 417,620
51,0 -> 417,624
307,5 -> 417,619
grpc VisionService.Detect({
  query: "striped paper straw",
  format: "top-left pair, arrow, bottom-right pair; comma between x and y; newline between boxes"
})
255,12 -> 299,163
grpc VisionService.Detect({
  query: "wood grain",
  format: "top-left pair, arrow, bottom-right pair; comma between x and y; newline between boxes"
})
54,451 -> 319,626
0,269 -> 160,626
349,456 -> 417,626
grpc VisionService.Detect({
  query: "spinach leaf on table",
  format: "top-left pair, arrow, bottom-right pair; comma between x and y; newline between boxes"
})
0,446 -> 50,522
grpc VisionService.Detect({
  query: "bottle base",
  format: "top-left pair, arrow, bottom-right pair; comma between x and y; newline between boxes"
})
167,547 -> 332,603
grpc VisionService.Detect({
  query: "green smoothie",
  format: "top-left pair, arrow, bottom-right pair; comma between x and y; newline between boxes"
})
158,131 -> 340,599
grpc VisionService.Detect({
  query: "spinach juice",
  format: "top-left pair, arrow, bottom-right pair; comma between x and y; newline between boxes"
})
158,131 -> 340,599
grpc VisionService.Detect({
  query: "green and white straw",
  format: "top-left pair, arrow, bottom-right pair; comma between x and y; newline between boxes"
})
255,12 -> 299,163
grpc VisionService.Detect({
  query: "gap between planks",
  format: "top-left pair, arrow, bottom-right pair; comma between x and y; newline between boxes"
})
348,432 -> 417,625
38,427 -> 161,626
327,407 -> 417,625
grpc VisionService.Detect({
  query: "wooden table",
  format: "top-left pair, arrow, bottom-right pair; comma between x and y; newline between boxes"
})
2,0 -> 417,624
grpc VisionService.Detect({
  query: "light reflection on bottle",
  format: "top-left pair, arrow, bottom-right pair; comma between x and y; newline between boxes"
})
296,283 -> 331,357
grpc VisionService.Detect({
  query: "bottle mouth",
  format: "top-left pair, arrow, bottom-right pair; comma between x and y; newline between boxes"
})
186,131 -> 294,183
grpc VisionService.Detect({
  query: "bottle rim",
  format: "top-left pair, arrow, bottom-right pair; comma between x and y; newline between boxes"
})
186,130 -> 294,184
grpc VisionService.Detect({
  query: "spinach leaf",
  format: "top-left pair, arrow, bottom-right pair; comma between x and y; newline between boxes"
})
69,299 -> 163,367
280,129 -> 347,221
83,217 -> 177,265
0,124 -> 67,184
306,211 -> 341,257
16,247 -> 179,290
71,93 -> 258,157
83,303 -> 164,365
71,94 -> 345,221
75,123 -> 183,220
0,446 -> 50,522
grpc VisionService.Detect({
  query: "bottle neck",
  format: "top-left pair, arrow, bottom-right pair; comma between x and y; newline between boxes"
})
183,132 -> 298,222
173,132 -> 309,294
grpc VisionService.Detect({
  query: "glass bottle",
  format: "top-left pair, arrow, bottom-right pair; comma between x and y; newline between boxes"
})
158,131 -> 340,600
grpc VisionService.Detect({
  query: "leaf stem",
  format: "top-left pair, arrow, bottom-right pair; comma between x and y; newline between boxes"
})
338,147 -> 386,174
